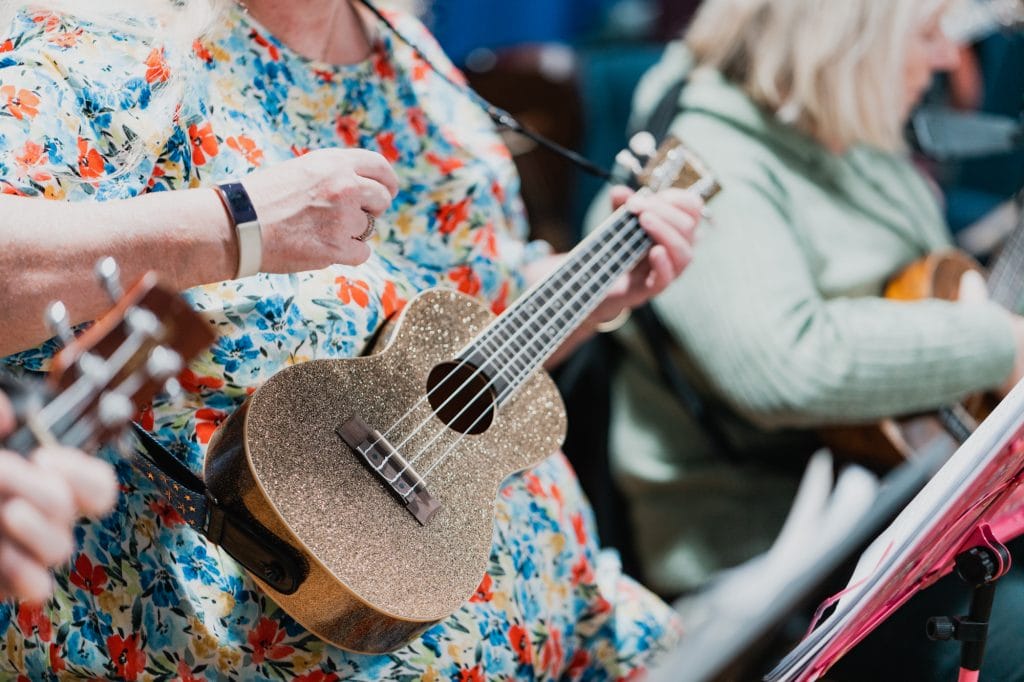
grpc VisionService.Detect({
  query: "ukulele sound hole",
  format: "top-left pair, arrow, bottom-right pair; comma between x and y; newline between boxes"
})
426,362 -> 496,435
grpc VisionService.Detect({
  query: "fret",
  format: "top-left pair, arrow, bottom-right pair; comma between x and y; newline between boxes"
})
458,211 -> 651,404
451,137 -> 715,407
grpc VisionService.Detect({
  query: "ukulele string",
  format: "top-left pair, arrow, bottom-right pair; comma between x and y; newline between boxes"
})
371,158 -> 702,485
368,201 -> 639,465
381,206 -> 645,480
404,222 -> 652,488
414,227 -> 652,484
346,0 -> 623,455
405,178 -> 715,484
393,207 -> 642,461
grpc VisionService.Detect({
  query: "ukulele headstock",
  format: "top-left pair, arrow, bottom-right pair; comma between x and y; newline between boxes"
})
20,258 -> 214,450
615,132 -> 721,201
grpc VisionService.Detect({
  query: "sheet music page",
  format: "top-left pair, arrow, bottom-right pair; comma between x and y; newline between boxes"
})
648,452 -> 879,682
768,381 -> 1024,681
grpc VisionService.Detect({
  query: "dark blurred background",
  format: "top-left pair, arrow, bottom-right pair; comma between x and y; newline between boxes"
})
424,0 -> 1024,252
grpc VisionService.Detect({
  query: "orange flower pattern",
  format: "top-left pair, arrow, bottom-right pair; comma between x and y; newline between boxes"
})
0,5 -> 677,681
0,85 -> 39,120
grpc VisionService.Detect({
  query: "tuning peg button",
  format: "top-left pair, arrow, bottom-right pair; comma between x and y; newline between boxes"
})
162,377 -> 183,401
95,257 -> 124,302
629,131 -> 657,161
614,150 -> 643,177
146,346 -> 184,381
45,301 -> 76,347
98,392 -> 136,428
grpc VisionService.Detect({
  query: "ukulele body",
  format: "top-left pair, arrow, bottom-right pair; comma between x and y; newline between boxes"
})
204,288 -> 567,653
821,250 -> 992,469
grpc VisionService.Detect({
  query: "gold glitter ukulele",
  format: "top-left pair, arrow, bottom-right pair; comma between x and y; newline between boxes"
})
204,137 -> 719,654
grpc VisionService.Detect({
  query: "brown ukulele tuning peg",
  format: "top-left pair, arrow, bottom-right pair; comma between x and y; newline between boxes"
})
95,257 -> 165,355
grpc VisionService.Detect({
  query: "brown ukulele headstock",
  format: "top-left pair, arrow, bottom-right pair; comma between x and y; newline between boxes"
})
42,258 -> 215,447
639,135 -> 721,200
617,132 -> 721,201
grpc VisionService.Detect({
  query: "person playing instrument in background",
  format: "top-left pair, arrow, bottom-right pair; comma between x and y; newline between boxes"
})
0,391 -> 118,603
588,0 -> 1024,677
0,0 -> 701,678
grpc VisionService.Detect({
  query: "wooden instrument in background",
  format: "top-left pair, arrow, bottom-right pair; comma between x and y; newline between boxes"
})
203,136 -> 719,653
822,215 -> 1024,470
3,258 -> 213,462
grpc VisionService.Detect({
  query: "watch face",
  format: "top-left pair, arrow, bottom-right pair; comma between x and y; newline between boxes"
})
222,182 -> 258,224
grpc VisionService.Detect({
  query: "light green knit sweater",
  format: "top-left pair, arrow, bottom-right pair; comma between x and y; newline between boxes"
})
593,43 -> 1017,595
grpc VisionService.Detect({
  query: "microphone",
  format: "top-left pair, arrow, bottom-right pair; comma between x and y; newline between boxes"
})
911,106 -> 1024,161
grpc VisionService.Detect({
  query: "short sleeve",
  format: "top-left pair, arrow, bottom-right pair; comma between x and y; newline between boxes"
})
0,9 -> 184,201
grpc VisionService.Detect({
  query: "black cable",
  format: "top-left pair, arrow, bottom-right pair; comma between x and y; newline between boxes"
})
355,0 -> 615,182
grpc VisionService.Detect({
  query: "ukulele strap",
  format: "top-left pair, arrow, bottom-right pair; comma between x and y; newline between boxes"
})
129,422 -> 308,594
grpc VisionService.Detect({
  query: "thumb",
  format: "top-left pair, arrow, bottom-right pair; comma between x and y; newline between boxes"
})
958,270 -> 989,304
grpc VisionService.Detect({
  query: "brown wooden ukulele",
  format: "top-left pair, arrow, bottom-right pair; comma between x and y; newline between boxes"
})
3,258 -> 213,462
202,137 -> 719,654
821,211 -> 1024,470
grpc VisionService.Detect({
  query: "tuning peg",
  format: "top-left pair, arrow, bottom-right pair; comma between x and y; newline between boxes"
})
162,377 -> 183,401
614,149 -> 644,178
97,392 -> 136,429
629,132 -> 658,161
45,301 -> 76,347
146,346 -> 184,382
95,257 -> 124,302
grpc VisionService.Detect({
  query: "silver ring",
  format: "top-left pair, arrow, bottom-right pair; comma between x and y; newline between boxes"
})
355,212 -> 376,242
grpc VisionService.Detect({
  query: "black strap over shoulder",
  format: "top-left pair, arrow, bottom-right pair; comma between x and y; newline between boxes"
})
641,76 -> 688,144
627,71 -> 739,460
631,303 -> 738,461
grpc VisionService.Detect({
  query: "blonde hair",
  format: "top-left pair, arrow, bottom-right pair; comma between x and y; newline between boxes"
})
686,0 -> 949,151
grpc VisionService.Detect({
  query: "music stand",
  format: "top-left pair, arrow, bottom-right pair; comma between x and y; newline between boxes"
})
647,442 -> 940,682
765,381 -> 1024,682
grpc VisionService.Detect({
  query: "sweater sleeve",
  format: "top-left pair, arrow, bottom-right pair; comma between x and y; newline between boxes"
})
655,169 -> 1017,430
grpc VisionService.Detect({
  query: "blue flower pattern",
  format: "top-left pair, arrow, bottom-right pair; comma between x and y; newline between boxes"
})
0,6 -> 679,680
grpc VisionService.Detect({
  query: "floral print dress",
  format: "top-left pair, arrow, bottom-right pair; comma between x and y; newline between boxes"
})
0,6 -> 679,681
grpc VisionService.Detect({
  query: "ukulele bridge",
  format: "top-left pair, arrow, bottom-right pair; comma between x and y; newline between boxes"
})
337,415 -> 441,525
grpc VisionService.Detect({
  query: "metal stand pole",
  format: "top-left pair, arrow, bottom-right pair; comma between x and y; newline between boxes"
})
926,541 -> 1012,682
